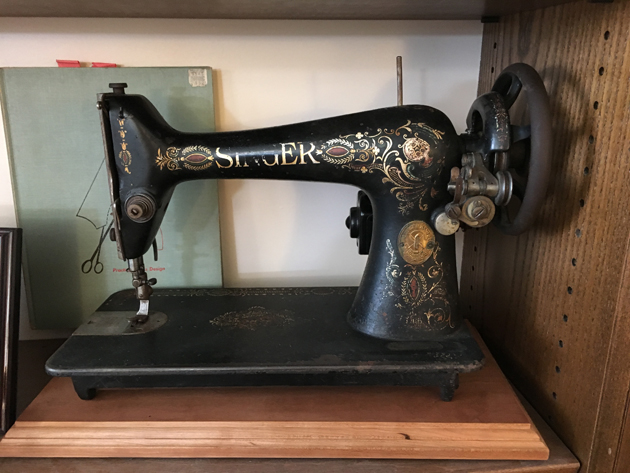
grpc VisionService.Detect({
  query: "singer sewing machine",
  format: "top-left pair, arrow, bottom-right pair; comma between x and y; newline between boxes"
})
46,63 -> 551,401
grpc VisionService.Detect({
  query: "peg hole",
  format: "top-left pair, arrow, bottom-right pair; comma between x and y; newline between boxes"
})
470,285 -> 473,291
588,135 -> 594,144
559,340 -> 564,348
599,67 -> 605,76
584,167 -> 590,175
604,30 -> 610,40
571,258 -> 577,266
594,101 -> 599,110
567,286 -> 573,294
555,366 -> 561,373
471,265 -> 475,271
575,229 -> 582,238
563,314 -> 568,322
493,42 -> 497,49
474,246 -> 478,252
579,199 -> 585,207
491,67 -> 495,73
552,392 -> 557,400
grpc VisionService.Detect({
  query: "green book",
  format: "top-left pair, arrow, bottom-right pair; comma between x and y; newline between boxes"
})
0,67 -> 222,329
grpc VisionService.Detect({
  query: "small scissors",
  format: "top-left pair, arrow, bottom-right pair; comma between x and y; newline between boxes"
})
82,221 -> 113,274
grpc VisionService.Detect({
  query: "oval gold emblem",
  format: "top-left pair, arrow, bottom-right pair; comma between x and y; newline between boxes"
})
397,221 -> 435,265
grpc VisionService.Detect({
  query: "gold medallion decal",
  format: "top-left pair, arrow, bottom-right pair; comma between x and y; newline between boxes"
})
397,221 -> 435,265
402,137 -> 432,167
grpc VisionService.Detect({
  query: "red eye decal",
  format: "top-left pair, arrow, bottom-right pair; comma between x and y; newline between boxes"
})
184,153 -> 208,163
327,146 -> 350,157
409,277 -> 419,300
119,150 -> 132,165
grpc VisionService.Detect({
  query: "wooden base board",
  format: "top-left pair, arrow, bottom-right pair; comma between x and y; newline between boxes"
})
0,325 -> 549,460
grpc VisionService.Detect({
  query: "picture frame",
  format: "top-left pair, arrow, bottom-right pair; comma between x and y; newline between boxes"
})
0,228 -> 22,436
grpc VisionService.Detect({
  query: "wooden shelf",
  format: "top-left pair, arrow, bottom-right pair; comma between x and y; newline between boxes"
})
461,1 -> 630,472
0,0 -> 579,20
0,332 -> 579,471
0,324 -> 549,460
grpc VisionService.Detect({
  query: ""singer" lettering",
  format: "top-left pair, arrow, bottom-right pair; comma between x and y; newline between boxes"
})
214,142 -> 320,168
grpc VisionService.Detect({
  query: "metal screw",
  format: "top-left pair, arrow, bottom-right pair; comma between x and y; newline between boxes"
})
471,205 -> 487,219
445,204 -> 462,219
469,201 -> 490,220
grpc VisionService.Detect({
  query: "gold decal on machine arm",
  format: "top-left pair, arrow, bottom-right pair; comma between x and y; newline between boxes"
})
281,143 -> 299,165
156,148 -> 180,171
215,148 -> 234,168
299,143 -> 319,164
262,154 -> 279,166
156,146 -> 214,171
117,117 -> 132,174
150,121 -> 445,217
397,221 -> 435,265
316,121 -> 445,215
234,153 -> 249,168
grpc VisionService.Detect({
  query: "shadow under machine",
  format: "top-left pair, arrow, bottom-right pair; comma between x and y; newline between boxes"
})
46,64 -> 551,401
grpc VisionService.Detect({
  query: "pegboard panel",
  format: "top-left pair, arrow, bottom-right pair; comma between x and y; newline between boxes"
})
460,2 -> 630,472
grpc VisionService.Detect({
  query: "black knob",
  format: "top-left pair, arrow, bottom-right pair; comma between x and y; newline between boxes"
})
346,191 -> 373,255
109,83 -> 128,94
347,206 -> 361,238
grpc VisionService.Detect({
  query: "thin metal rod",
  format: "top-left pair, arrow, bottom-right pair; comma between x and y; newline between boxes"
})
396,56 -> 403,106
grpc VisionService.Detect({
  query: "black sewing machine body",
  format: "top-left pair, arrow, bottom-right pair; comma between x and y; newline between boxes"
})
46,64 -> 551,401
108,94 -> 462,341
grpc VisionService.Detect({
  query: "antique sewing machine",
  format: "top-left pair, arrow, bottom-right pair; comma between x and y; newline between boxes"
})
46,63 -> 551,401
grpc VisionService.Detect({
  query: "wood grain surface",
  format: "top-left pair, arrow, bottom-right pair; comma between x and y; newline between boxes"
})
0,326 -> 549,460
0,0 -> 579,20
461,1 -> 630,472
0,396 -> 579,472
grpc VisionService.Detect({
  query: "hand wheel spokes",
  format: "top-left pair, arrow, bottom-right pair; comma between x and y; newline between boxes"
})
490,63 -> 552,235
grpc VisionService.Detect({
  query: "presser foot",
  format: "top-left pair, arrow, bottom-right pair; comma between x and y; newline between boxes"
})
128,299 -> 150,326
128,257 -> 156,326
128,313 -> 149,327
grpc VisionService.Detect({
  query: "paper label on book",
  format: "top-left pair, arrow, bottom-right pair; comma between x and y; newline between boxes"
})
188,68 -> 208,87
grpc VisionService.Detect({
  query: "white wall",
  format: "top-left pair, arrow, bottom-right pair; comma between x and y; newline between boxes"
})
0,18 -> 482,338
